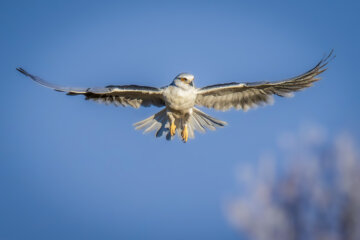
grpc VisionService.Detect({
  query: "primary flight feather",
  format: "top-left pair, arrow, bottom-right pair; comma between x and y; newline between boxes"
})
17,50 -> 333,142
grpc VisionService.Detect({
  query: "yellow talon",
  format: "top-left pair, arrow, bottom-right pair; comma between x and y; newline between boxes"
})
170,122 -> 176,136
182,125 -> 188,143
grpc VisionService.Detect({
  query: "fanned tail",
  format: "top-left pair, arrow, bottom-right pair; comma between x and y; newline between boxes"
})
133,107 -> 227,141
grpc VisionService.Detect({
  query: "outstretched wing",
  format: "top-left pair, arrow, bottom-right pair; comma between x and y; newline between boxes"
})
195,50 -> 334,111
17,68 -> 165,108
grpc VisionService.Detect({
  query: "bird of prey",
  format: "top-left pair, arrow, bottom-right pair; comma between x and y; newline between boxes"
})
17,51 -> 333,142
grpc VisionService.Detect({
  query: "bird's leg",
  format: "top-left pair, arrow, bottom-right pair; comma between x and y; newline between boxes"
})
182,125 -> 188,143
170,122 -> 176,136
167,112 -> 176,136
181,113 -> 190,143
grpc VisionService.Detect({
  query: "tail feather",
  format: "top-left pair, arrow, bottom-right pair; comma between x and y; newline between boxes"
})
192,107 -> 227,130
189,112 -> 206,133
154,111 -> 168,138
193,112 -> 214,130
133,108 -> 167,131
187,123 -> 195,139
133,107 -> 227,140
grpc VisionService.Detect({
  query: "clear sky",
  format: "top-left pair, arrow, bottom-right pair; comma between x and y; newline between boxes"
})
1,0 -> 359,239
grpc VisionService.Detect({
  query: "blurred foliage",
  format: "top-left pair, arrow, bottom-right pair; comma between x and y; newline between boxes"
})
227,126 -> 360,240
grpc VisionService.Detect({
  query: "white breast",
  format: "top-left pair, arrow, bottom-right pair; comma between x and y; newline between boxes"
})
163,83 -> 197,111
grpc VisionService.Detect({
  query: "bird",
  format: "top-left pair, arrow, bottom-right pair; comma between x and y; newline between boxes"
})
17,51 -> 333,142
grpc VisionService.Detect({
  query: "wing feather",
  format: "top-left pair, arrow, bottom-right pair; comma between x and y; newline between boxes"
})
196,50 -> 334,111
17,68 -> 165,108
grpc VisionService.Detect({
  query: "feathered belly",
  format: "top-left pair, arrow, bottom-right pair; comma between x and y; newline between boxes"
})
163,86 -> 196,112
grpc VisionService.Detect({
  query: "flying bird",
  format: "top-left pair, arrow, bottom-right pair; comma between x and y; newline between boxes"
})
17,51 -> 333,142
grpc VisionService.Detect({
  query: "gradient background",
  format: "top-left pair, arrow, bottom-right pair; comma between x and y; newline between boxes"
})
1,1 -> 359,239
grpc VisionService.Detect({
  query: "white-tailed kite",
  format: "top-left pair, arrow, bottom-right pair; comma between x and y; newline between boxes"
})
17,51 -> 333,142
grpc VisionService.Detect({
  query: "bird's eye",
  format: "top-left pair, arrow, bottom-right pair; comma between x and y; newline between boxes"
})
180,78 -> 187,82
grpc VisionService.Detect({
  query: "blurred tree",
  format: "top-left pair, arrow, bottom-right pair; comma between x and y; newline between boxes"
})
227,127 -> 360,240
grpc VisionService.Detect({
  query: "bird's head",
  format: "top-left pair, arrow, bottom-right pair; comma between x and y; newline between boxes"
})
173,73 -> 195,87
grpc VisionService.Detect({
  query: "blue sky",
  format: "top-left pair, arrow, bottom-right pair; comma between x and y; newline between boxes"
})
1,1 -> 359,239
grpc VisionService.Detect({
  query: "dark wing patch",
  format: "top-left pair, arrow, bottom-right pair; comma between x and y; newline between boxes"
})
200,82 -> 239,91
17,68 -> 165,108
